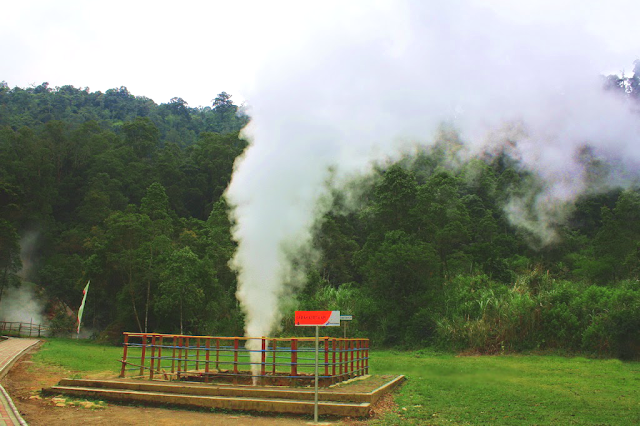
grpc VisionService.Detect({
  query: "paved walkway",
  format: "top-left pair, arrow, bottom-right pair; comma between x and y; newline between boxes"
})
0,338 -> 40,426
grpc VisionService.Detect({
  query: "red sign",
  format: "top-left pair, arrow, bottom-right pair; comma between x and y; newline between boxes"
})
295,311 -> 340,326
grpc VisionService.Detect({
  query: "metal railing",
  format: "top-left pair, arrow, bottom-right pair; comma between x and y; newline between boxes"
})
120,332 -> 369,386
0,321 -> 48,337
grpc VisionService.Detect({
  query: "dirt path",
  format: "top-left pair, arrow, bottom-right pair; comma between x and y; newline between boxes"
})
2,349 -> 389,425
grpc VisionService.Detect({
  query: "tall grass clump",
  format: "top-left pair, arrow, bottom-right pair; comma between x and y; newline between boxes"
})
436,272 -> 640,358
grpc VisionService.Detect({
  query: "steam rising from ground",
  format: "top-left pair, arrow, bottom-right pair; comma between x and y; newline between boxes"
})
0,231 -> 45,325
225,0 -> 640,353
0,282 -> 45,325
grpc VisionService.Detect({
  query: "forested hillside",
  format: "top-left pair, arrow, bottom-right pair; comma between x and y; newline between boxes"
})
1,72 -> 640,359
0,83 -> 248,336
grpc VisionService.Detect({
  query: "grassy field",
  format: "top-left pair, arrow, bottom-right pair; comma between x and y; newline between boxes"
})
370,349 -> 640,425
31,338 -> 123,375
29,339 -> 640,425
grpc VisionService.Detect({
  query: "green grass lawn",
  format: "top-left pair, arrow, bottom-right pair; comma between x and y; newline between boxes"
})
31,338 -> 123,375
369,349 -> 640,425
29,339 -> 640,425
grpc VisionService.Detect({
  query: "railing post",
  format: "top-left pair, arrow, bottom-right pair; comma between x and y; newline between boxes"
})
205,339 -> 211,374
120,334 -> 129,378
177,337 -> 183,374
339,339 -> 343,378
140,335 -> 147,377
150,335 -> 156,380
291,339 -> 298,376
332,339 -> 336,380
185,337 -> 190,372
272,339 -> 277,374
233,338 -> 239,374
216,338 -> 220,370
233,338 -> 239,385
324,337 -> 329,378
195,338 -> 200,371
365,339 -> 369,374
261,337 -> 266,379
350,339 -> 355,377
171,336 -> 177,375
157,336 -> 163,374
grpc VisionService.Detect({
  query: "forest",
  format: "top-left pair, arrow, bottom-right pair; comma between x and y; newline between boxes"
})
1,66 -> 639,359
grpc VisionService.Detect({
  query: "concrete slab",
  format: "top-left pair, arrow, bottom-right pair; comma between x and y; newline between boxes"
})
46,385 -> 371,417
45,374 -> 406,418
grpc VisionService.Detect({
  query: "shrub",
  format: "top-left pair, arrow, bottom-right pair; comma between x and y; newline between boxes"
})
435,273 -> 640,359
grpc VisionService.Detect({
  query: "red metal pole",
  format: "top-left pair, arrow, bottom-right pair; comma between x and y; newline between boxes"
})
291,339 -> 297,376
205,339 -> 211,373
261,337 -> 266,378
120,334 -> 129,378
272,339 -> 277,374
350,340 -> 355,377
332,339 -> 336,379
185,337 -> 190,372
157,336 -> 163,373
150,335 -> 156,380
233,338 -> 239,374
195,338 -> 200,371
365,339 -> 369,374
216,338 -> 220,370
177,337 -> 183,373
324,337 -> 329,377
339,339 -> 343,378
171,336 -> 177,374
140,335 -> 147,377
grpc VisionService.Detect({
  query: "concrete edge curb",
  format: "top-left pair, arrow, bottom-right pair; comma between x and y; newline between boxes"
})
0,339 -> 41,380
1,383 -> 28,426
0,338 -> 41,426
368,374 -> 406,404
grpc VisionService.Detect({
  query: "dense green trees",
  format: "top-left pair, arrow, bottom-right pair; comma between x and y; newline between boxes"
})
298,154 -> 640,357
0,219 -> 22,301
1,80 -> 639,359
0,84 -> 248,338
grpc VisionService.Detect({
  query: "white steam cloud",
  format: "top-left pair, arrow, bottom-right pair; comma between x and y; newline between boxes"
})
226,0 -> 640,347
0,231 -> 45,325
0,282 -> 45,325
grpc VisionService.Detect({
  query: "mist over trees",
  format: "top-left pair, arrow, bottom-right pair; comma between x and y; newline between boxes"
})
0,76 -> 639,358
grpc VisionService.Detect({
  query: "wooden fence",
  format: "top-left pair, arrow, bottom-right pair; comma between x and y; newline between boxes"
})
0,321 -> 48,337
120,332 -> 369,386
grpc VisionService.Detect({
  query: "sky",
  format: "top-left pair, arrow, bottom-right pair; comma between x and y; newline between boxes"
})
218,0 -> 640,343
2,0 -> 639,108
3,0 -> 640,341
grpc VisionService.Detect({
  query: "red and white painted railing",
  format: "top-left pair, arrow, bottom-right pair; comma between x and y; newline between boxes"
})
120,332 -> 369,386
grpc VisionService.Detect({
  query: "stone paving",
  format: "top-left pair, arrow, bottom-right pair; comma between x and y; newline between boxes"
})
0,337 -> 40,426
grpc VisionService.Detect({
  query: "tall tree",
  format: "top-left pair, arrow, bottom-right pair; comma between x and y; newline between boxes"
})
155,247 -> 205,335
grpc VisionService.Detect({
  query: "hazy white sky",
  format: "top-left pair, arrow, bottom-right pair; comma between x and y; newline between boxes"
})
1,0 -> 639,107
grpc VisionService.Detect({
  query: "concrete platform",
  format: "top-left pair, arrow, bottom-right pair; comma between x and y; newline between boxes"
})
44,375 -> 405,417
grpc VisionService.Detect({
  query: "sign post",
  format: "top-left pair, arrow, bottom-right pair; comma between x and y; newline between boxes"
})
295,311 -> 340,423
340,315 -> 353,339
314,325 -> 319,420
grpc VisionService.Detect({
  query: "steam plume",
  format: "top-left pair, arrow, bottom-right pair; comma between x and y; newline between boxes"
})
226,0 -> 640,349
0,231 -> 45,325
